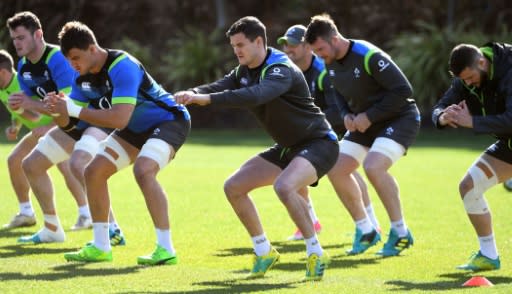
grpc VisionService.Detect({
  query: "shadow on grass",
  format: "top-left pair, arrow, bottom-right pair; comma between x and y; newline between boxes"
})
0,244 -> 79,258
0,263 -> 140,281
214,242 -> 382,276
214,241 -> 348,257
385,272 -> 512,291
119,279 -> 303,294
269,254 -> 382,274
189,280 -> 300,294
118,255 -> 384,294
0,227 -> 35,239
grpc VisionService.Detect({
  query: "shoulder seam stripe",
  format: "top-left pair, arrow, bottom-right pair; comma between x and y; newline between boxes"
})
317,69 -> 327,91
109,54 -> 127,72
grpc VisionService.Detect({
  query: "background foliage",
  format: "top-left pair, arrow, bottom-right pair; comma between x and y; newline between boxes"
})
0,0 -> 511,127
388,21 -> 512,115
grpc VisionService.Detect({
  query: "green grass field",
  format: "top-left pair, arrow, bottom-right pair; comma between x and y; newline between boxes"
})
1,128 -> 511,293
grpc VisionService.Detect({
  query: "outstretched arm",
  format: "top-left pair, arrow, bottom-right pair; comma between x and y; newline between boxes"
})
174,91 -> 211,106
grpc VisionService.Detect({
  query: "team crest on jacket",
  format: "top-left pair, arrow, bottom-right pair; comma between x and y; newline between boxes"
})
269,67 -> 284,77
354,67 -> 361,78
385,127 -> 394,136
81,82 -> 91,90
377,59 -> 390,72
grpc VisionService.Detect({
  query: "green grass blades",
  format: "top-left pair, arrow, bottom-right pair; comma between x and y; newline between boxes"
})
1,128 -> 512,293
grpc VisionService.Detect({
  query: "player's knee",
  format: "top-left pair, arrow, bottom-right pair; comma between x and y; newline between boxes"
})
458,175 -> 473,197
133,159 -> 158,184
7,152 -> 22,170
21,154 -> 41,177
273,181 -> 294,204
223,177 -> 238,200
363,162 -> 379,181
83,163 -> 97,184
84,160 -> 109,185
462,160 -> 497,214
224,176 -> 251,202
69,159 -> 84,179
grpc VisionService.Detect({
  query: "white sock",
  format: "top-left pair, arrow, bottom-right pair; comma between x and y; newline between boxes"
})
391,219 -> 408,237
355,217 -> 374,234
251,233 -> 271,256
19,201 -> 35,216
307,198 -> 319,224
305,234 -> 323,256
109,221 -> 120,232
365,204 -> 380,230
44,214 -> 62,232
93,222 -> 111,252
36,226 -> 65,242
78,205 -> 91,217
479,234 -> 498,259
156,228 -> 175,255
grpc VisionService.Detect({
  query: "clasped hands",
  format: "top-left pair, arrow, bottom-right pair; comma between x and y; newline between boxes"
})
43,92 -> 69,117
344,112 -> 371,133
439,100 -> 472,128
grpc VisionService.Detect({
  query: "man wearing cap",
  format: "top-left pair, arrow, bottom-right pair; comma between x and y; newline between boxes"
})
278,25 -> 382,255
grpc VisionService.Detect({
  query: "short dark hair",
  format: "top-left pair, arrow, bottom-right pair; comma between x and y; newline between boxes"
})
305,13 -> 339,44
226,16 -> 266,44
58,21 -> 97,57
449,44 -> 482,76
6,11 -> 42,34
0,50 -> 14,72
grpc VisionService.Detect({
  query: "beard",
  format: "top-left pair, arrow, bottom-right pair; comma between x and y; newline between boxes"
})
477,68 -> 489,88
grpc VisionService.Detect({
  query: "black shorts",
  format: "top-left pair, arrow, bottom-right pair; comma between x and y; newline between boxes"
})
343,104 -> 420,150
62,121 -> 112,141
259,135 -> 339,184
485,139 -> 512,164
114,118 -> 191,151
63,127 -> 85,141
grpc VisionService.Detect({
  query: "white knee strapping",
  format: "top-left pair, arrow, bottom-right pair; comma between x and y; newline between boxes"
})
369,137 -> 405,163
463,159 -> 497,214
339,140 -> 367,164
138,138 -> 172,170
35,134 -> 70,164
74,135 -> 101,157
98,136 -> 131,171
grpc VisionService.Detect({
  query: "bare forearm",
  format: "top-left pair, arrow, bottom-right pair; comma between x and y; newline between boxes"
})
77,107 -> 131,129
